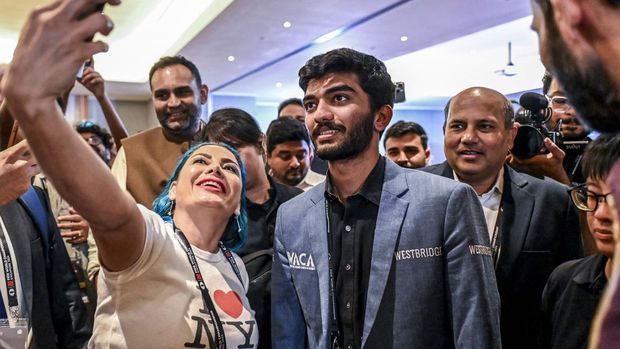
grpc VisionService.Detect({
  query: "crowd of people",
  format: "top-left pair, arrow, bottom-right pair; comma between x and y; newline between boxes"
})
0,0 -> 620,348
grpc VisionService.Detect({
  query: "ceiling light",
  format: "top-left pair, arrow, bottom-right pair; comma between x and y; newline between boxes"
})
400,36 -> 408,42
227,55 -> 235,62
313,27 -> 345,45
275,82 -> 283,88
282,21 -> 292,28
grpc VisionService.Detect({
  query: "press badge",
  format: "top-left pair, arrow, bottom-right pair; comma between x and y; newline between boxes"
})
0,318 -> 28,348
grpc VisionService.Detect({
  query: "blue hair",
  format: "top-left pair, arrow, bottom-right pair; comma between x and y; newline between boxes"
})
152,142 -> 248,252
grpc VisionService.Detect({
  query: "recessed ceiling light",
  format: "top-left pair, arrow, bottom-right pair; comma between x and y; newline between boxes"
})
400,36 -> 408,42
227,55 -> 235,62
283,21 -> 292,28
275,82 -> 283,88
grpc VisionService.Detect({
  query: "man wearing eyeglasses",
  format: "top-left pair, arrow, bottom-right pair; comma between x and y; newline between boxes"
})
76,121 -> 114,166
540,134 -> 620,349
542,72 -> 592,184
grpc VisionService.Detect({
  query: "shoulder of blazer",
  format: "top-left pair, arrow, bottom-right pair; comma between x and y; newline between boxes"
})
505,165 -> 568,197
420,161 -> 454,179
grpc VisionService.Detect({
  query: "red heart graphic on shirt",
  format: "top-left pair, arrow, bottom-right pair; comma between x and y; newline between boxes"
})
213,290 -> 243,318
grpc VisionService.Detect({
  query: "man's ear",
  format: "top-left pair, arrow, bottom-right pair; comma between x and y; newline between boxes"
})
374,105 -> 393,132
425,148 -> 431,164
200,84 -> 209,105
507,124 -> 519,150
550,0 -> 587,49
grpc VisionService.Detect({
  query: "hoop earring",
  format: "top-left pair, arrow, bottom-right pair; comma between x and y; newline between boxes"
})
169,200 -> 176,216
235,214 -> 241,235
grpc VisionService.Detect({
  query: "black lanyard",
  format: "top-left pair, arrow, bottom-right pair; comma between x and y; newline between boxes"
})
0,219 -> 19,319
324,199 -> 342,349
490,199 -> 504,270
173,223 -> 243,349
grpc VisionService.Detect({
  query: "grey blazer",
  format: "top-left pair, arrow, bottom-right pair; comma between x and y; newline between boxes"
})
272,160 -> 502,348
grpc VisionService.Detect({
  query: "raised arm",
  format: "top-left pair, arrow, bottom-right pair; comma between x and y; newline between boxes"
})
1,0 -> 144,272
79,65 -> 129,147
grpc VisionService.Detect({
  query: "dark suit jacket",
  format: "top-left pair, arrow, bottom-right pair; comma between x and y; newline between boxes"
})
422,162 -> 583,349
273,160 -> 501,348
0,187 -> 91,349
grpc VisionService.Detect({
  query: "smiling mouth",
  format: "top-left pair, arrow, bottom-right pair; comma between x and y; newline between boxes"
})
458,149 -> 483,157
196,179 -> 226,193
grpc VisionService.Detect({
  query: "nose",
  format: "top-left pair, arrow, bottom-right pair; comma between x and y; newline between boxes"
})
593,196 -> 612,220
167,93 -> 181,108
461,126 -> 479,144
206,163 -> 224,177
290,156 -> 300,169
396,151 -> 408,165
564,103 -> 576,116
313,101 -> 334,124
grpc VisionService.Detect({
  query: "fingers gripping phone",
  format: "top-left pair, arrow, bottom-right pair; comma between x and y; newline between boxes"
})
76,3 -> 105,80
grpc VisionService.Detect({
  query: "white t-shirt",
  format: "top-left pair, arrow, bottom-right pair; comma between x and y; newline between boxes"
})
89,205 -> 258,348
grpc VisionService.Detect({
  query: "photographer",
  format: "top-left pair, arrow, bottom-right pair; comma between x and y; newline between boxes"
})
509,73 -> 591,185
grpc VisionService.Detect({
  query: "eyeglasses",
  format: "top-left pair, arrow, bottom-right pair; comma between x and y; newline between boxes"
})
546,95 -> 574,113
85,136 -> 102,146
568,184 -> 612,212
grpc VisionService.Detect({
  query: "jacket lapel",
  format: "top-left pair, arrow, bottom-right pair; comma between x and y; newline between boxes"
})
306,185 -> 331,342
362,161 -> 409,347
496,167 -> 534,280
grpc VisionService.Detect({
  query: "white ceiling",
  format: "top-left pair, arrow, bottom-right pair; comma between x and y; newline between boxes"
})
1,0 -> 541,106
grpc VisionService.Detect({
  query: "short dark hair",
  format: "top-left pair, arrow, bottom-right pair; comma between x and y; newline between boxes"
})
265,118 -> 311,155
581,134 -> 620,181
277,98 -> 303,116
298,48 -> 394,113
76,120 -> 113,150
204,108 -> 263,149
542,70 -> 553,95
383,121 -> 428,150
148,55 -> 202,90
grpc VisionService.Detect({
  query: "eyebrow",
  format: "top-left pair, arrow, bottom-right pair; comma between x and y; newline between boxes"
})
192,152 -> 239,166
153,85 -> 192,95
303,84 -> 356,103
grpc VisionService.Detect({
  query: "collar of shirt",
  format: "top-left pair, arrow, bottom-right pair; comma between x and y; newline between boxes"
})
324,157 -> 385,205
572,254 -> 608,292
453,167 -> 504,210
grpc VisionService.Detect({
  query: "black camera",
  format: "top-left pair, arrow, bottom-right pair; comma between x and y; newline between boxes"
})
513,92 -> 590,161
512,92 -> 562,159
393,82 -> 406,103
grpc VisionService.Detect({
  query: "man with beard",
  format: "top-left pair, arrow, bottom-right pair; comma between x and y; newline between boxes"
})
111,55 -> 208,208
271,48 -> 501,349
529,1 -> 620,347
423,86 -> 583,349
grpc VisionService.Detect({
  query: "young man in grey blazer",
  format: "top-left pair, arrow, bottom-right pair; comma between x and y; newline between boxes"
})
271,48 -> 501,349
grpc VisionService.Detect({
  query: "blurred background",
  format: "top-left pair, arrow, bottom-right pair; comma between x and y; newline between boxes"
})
0,0 -> 540,163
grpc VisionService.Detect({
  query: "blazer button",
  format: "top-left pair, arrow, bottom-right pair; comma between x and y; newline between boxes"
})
345,264 -> 352,271
345,225 -> 352,232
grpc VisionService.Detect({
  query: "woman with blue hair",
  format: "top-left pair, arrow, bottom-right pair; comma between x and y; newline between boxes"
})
2,0 -> 259,346
83,141 -> 259,348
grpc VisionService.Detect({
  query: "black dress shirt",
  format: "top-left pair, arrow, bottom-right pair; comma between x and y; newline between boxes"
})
325,157 -> 385,349
541,254 -> 608,349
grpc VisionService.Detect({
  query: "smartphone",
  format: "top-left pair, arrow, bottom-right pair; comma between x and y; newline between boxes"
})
76,59 -> 93,81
